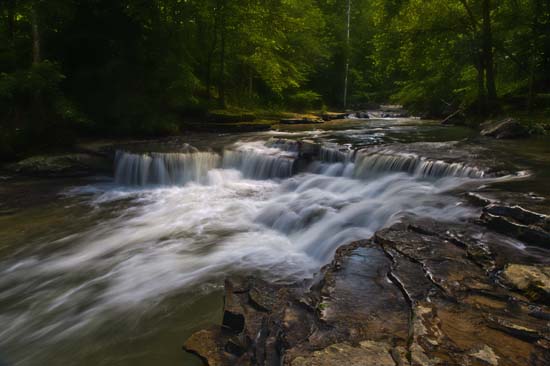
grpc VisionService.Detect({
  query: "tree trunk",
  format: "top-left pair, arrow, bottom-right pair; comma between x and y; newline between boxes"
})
31,1 -> 41,65
206,55 -> 212,101
218,0 -> 226,108
219,29 -> 225,107
481,0 -> 496,107
248,67 -> 253,100
475,55 -> 486,114
343,0 -> 351,109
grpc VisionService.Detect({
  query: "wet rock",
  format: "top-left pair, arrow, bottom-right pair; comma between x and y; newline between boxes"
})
185,219 -> 550,366
481,118 -> 529,139
5,153 -> 110,177
320,113 -> 347,121
297,140 -> 320,159
354,111 -> 370,119
318,246 -> 409,343
501,264 -> 550,303
481,211 -> 550,248
466,192 -> 550,248
290,341 -> 396,366
280,118 -> 323,125
485,204 -> 548,227
183,327 -> 238,366
209,123 -> 272,133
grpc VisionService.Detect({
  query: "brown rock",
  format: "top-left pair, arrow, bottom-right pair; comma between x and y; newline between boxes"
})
480,118 -> 529,139
290,341 -> 396,366
185,219 -> 550,366
501,264 -> 550,303
183,327 -> 237,366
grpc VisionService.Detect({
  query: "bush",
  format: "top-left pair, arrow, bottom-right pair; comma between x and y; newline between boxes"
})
287,90 -> 322,111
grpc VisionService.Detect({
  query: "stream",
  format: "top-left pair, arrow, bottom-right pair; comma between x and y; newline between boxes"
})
0,118 -> 549,365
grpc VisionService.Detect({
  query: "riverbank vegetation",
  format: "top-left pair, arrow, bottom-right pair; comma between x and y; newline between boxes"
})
1,0 -> 549,159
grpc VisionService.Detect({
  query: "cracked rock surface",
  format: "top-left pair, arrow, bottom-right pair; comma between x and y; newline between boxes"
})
184,202 -> 550,366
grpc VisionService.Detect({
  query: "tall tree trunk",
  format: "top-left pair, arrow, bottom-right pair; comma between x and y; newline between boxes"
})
30,0 -> 45,133
219,28 -> 225,107
476,54 -> 486,114
343,0 -> 351,109
31,1 -> 41,65
248,67 -> 253,100
481,0 -> 496,107
206,55 -> 212,101
204,12 -> 219,102
218,0 -> 226,108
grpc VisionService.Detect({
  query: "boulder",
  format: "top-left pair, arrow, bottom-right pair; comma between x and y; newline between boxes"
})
481,118 -> 529,139
354,111 -> 370,119
5,153 -> 111,177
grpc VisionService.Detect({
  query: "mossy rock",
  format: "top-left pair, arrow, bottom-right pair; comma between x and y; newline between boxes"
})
5,153 -> 111,177
207,110 -> 257,123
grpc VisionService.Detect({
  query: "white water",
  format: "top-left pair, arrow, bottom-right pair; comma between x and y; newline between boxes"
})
0,137 -> 517,365
353,149 -> 486,179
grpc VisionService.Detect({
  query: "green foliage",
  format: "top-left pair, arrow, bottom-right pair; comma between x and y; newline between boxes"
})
287,91 -> 322,111
1,0 -> 549,158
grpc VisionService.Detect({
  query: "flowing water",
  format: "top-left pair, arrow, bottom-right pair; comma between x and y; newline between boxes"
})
0,118 -> 548,365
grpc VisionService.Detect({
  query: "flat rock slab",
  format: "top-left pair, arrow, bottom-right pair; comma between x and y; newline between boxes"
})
319,246 -> 409,343
290,341 -> 396,366
185,216 -> 550,366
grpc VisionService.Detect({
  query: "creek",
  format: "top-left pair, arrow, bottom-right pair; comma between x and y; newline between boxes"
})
0,118 -> 548,365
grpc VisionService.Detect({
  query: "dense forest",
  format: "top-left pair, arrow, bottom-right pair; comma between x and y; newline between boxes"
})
1,0 -> 549,158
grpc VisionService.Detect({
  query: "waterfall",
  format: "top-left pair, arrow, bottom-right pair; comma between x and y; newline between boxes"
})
265,138 -> 300,153
114,150 -> 221,186
319,145 -> 353,163
222,145 -> 295,180
353,150 -> 485,179
114,143 -> 487,187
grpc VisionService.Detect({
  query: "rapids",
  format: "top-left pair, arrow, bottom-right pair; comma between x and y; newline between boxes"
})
0,119 -> 538,366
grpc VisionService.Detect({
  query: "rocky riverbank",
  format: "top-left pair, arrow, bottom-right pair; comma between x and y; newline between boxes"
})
184,195 -> 550,365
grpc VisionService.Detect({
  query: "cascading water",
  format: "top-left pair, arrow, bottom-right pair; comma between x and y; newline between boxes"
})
115,141 -> 487,187
353,149 -> 486,179
0,126 -> 527,366
115,141 -> 300,184
114,150 -> 221,186
222,140 -> 298,180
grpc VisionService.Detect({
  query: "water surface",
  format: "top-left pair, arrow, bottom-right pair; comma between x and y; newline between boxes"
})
0,118 -> 548,365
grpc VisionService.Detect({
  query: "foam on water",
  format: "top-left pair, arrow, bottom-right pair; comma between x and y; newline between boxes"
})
0,137 -> 525,365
